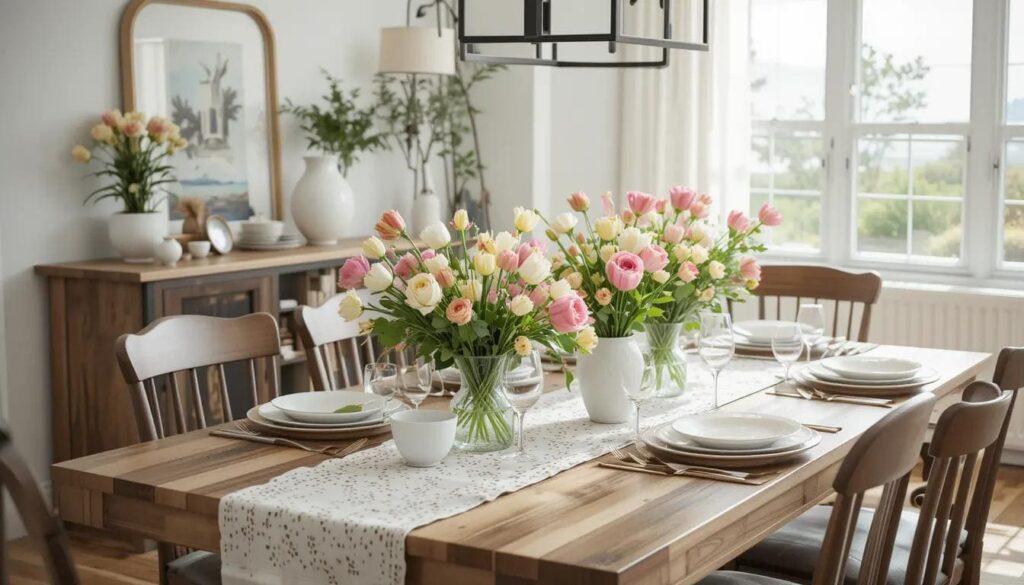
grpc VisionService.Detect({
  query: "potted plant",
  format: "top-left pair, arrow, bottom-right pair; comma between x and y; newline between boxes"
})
337,209 -> 594,452
72,109 -> 184,263
282,71 -> 385,245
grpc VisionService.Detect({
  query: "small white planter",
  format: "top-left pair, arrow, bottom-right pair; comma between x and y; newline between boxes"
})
576,335 -> 642,424
291,155 -> 353,245
108,212 -> 167,263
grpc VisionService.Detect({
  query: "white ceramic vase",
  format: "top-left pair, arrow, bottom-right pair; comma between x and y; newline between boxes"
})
576,335 -> 642,424
411,191 -> 442,236
291,155 -> 353,245
108,212 -> 167,263
155,237 -> 183,266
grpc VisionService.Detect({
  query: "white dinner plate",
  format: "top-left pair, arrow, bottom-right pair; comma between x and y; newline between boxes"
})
807,362 -> 921,385
258,401 -> 402,429
642,425 -> 821,469
733,320 -> 811,344
794,367 -> 939,396
821,356 -> 922,381
671,412 -> 804,450
656,425 -> 815,455
270,391 -> 383,424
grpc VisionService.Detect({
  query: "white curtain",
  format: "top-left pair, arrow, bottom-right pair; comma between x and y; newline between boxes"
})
619,0 -> 751,217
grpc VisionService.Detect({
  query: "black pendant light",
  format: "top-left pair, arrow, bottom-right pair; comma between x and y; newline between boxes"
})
457,0 -> 709,68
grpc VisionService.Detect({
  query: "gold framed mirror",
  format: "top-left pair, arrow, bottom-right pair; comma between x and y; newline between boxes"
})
119,0 -> 283,222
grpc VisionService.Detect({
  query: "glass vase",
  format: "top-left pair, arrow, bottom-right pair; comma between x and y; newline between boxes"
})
450,355 -> 515,452
644,322 -> 689,398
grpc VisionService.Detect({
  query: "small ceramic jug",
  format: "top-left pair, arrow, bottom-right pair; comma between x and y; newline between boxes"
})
155,237 -> 183,266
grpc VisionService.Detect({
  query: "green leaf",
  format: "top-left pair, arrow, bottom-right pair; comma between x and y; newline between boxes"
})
564,370 -> 575,392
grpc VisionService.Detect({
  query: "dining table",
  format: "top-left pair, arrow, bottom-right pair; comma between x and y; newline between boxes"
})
51,344 -> 990,585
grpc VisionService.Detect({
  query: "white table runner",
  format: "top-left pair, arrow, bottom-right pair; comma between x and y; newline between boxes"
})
220,357 -> 781,585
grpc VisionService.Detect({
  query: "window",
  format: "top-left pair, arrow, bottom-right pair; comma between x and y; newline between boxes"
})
1003,0 -> 1024,265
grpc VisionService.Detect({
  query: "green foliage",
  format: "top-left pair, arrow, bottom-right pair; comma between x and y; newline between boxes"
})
84,138 -> 175,214
282,70 -> 386,176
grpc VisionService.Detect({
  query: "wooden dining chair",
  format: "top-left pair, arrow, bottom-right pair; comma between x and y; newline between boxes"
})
0,425 -> 79,584
702,391 -> 936,585
739,266 -> 883,342
295,293 -> 385,391
725,381 -> 1011,585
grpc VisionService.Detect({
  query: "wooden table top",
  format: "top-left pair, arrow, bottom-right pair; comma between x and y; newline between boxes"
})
52,345 -> 991,584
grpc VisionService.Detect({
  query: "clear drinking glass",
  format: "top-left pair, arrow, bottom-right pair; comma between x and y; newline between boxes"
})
364,363 -> 398,419
698,313 -> 735,409
499,351 -> 544,456
398,358 -> 434,410
771,323 -> 804,383
797,304 -> 826,363
623,358 -> 658,442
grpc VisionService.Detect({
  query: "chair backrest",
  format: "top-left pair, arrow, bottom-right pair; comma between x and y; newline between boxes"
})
295,294 -> 383,391
751,266 -> 883,342
902,381 -> 1011,585
812,392 -> 936,585
0,426 -> 78,584
115,313 -> 281,441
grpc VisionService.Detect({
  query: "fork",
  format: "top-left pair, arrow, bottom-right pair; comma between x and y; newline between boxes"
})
612,445 -> 775,480
224,422 -> 369,458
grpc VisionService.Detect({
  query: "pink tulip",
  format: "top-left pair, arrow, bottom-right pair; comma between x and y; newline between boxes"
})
434,267 -> 456,288
727,210 -> 751,233
548,293 -> 590,334
626,191 -> 657,215
487,289 -> 498,303
497,250 -> 519,273
338,256 -> 370,290
605,251 -> 645,291
601,193 -> 616,216
689,201 -> 709,219
655,199 -> 668,214
508,282 -> 524,297
663,224 -> 685,245
421,249 -> 436,261
639,245 -> 669,273
394,253 -> 418,279
446,298 -> 474,326
758,203 -> 783,227
669,186 -> 697,211
621,210 -> 636,224
678,261 -> 699,283
529,284 -> 550,307
568,191 -> 590,212
375,210 -> 406,240
740,256 -> 762,281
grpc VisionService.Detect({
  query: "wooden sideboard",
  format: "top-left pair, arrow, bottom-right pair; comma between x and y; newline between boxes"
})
36,238 -> 380,462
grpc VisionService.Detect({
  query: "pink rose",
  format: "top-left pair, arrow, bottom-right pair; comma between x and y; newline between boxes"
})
758,203 -> 783,227
606,251 -> 644,291
446,297 -> 474,326
122,121 -> 143,138
639,245 -> 669,273
568,191 -> 590,212
689,201 -> 709,219
394,253 -> 418,279
626,191 -> 656,215
146,117 -> 168,136
497,250 -> 519,273
435,267 -> 456,288
548,293 -> 590,334
663,224 -> 685,245
727,210 -> 751,233
669,186 -> 697,211
678,261 -> 699,283
375,210 -> 406,240
338,256 -> 370,290
740,256 -> 762,281
529,284 -> 550,307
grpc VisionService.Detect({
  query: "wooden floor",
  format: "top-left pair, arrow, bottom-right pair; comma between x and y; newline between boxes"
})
8,465 -> 1024,584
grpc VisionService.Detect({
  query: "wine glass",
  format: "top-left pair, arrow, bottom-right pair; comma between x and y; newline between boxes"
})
623,357 -> 657,442
771,323 -> 804,383
398,358 -> 434,410
797,304 -> 826,363
698,313 -> 734,409
499,351 -> 544,456
363,363 -> 398,420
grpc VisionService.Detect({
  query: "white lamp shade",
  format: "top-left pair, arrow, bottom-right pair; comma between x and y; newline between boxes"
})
378,26 -> 456,75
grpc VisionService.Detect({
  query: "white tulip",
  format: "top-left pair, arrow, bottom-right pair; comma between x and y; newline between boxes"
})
690,244 -> 709,265
708,260 -> 726,280
514,207 -> 540,232
493,231 -> 519,253
423,253 -> 449,274
419,222 -> 451,249
548,279 -> 574,300
551,212 -> 578,234
518,253 -> 552,285
338,290 -> 363,321
361,236 -> 386,259
459,279 -> 483,301
364,264 -> 393,293
618,226 -> 652,254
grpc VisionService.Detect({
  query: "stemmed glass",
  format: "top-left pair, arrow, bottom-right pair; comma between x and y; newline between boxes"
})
623,357 -> 657,442
797,304 -> 826,363
698,313 -> 735,409
499,351 -> 544,456
398,358 -> 434,410
364,363 -> 398,420
771,323 -> 804,383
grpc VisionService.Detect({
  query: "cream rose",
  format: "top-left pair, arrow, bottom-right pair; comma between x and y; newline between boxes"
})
690,244 -> 709,265
708,260 -> 726,279
405,273 -> 443,315
699,287 -> 716,302
509,294 -> 534,316
514,336 -> 532,357
338,290 -> 363,321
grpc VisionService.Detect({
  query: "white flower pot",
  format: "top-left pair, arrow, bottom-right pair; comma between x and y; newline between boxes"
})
291,155 -> 352,246
576,335 -> 642,424
411,191 -> 442,236
108,212 -> 167,263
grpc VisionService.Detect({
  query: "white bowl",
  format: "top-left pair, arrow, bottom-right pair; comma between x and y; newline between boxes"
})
672,412 -> 803,450
390,410 -> 456,467
270,391 -> 382,424
187,241 -> 211,258
733,320 -> 813,344
241,220 -> 284,239
821,356 -> 922,381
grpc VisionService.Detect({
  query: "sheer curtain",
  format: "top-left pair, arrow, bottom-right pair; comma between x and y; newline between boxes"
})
619,0 -> 751,216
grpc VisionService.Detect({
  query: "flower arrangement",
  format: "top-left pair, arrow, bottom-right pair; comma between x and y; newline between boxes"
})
336,208 -> 596,451
71,109 -> 186,213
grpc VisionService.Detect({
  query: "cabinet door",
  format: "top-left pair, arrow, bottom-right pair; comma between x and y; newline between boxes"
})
151,275 -> 277,427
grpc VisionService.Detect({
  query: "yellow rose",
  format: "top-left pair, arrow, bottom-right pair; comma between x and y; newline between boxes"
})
71,145 -> 91,163
452,209 -> 470,231
514,335 -> 532,357
513,206 -> 540,232
473,252 -> 497,276
362,236 -> 386,259
338,290 -> 363,321
594,216 -> 622,241
509,294 -> 534,316
576,327 -> 598,355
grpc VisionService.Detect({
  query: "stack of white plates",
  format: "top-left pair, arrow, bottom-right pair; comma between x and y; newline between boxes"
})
237,233 -> 304,251
733,320 -> 812,353
793,356 -> 938,397
245,390 -> 406,439
642,412 -> 820,469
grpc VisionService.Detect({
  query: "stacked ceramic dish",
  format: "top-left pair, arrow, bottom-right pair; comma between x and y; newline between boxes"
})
793,355 -> 939,398
642,412 -> 821,469
236,219 -> 304,251
244,390 -> 406,440
733,320 -> 809,356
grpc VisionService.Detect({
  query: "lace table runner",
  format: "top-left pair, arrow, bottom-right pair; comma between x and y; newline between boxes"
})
220,356 -> 782,584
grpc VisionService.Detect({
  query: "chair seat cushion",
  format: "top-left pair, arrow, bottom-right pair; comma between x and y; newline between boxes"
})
167,551 -> 222,585
735,505 -> 964,585
701,570 -> 798,585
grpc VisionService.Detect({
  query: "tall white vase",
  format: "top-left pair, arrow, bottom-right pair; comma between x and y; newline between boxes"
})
411,191 -> 442,236
291,155 -> 352,245
576,335 -> 642,424
108,211 -> 167,263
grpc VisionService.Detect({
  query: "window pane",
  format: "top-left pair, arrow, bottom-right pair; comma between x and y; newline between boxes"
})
773,135 -> 824,190
858,136 -> 909,195
859,0 -> 972,123
1006,204 -> 1024,263
1008,0 -> 1024,124
912,139 -> 964,197
748,130 -> 823,250
912,200 -> 961,258
749,0 -> 826,121
773,195 -> 821,250
1004,142 -> 1024,264
751,135 -> 771,189
1006,141 -> 1024,201
858,198 -> 907,255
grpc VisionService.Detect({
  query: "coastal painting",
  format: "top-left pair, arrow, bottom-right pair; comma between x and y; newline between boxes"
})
165,40 -> 253,220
